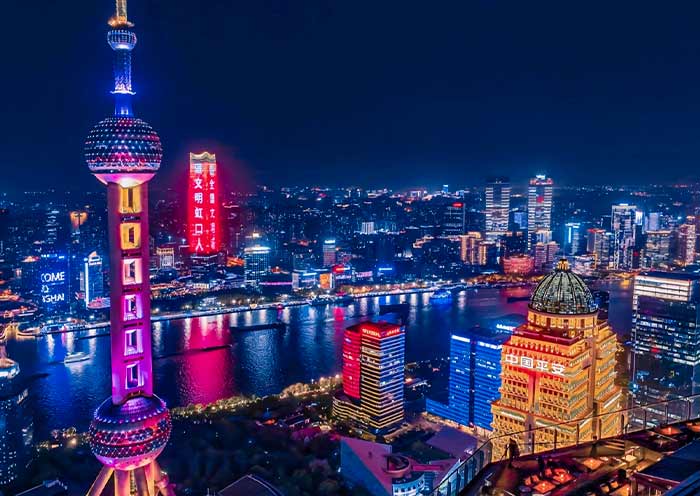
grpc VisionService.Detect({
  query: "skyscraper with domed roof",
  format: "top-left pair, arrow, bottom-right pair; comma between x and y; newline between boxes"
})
491,259 -> 622,455
84,1 -> 173,495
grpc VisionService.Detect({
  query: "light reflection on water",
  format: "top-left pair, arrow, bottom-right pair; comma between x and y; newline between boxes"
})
7,282 -> 631,438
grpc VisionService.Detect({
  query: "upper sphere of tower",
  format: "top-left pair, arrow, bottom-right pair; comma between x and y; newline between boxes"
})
85,117 -> 162,178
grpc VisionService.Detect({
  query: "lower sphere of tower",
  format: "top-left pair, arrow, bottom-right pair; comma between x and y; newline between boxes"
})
89,395 -> 171,471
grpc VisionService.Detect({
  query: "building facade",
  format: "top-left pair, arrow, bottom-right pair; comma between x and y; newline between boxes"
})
587,228 -> 611,269
0,341 -> 32,488
427,328 -> 507,430
322,239 -> 337,267
644,230 -> 672,268
188,152 -> 219,255
632,272 -> 700,415
244,245 -> 271,286
527,175 -> 553,251
677,221 -> 696,266
82,251 -> 104,305
334,321 -> 405,434
491,260 -> 622,455
485,178 -> 510,240
611,204 -> 637,270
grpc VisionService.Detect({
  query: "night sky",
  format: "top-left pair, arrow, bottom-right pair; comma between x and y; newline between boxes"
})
5,1 -> 700,192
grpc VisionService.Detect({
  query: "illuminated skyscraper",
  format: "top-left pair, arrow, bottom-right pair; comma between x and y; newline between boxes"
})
188,152 -> 219,255
427,328 -> 508,430
485,177 -> 511,240
563,222 -> 583,255
632,272 -> 700,415
587,228 -> 611,269
677,220 -> 696,266
334,321 -> 405,434
527,175 -> 553,251
644,230 -> 672,268
611,204 -> 637,270
0,338 -> 32,488
491,260 -> 621,455
82,251 -> 105,305
443,201 -> 466,236
83,1 -> 172,494
322,239 -> 337,267
244,244 -> 271,286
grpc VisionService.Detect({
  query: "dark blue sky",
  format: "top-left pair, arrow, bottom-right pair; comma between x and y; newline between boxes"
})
5,1 -> 700,191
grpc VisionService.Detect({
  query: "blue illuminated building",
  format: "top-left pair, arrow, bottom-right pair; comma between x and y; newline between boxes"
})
37,253 -> 70,314
427,327 -> 508,430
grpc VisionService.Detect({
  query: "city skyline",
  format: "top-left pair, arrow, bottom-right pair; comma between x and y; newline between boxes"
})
7,3 -> 700,191
9,2 -> 700,495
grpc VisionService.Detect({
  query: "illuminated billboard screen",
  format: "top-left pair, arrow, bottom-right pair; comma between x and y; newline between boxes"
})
188,152 -> 219,255
39,254 -> 69,311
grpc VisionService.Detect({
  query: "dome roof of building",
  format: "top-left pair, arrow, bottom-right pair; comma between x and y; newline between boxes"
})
529,259 -> 597,315
84,116 -> 162,174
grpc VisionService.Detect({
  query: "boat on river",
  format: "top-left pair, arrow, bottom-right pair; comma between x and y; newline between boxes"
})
64,351 -> 90,364
230,322 -> 287,332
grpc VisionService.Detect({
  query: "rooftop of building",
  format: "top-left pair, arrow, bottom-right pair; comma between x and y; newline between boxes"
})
529,259 -> 598,315
459,419 -> 700,496
347,320 -> 403,335
634,438 -> 700,484
217,474 -> 284,496
426,427 -> 478,460
452,327 -> 510,344
341,437 -> 456,495
15,480 -> 68,496
637,270 -> 700,281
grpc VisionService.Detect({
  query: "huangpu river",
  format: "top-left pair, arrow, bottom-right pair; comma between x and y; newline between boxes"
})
7,281 -> 633,439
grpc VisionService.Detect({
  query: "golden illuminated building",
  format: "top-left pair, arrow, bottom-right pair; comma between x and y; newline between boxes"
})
491,259 -> 622,455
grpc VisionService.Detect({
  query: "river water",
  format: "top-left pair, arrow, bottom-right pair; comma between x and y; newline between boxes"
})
6,281 -> 633,439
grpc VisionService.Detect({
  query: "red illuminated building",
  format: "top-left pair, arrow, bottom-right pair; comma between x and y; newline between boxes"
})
342,324 -> 361,399
334,321 -> 405,433
188,152 -> 219,255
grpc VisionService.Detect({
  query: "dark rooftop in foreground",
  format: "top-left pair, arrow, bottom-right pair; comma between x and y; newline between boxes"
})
217,475 -> 284,496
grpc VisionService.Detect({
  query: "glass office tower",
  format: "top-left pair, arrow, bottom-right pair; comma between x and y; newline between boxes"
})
632,272 -> 700,416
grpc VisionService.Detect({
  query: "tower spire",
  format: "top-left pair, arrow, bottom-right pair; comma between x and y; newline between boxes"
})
107,0 -> 137,116
109,0 -> 133,28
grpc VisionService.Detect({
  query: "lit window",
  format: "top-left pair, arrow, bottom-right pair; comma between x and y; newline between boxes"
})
125,327 -> 142,356
120,223 -> 141,249
123,294 -> 142,321
126,363 -> 141,389
122,258 -> 142,285
119,185 -> 142,213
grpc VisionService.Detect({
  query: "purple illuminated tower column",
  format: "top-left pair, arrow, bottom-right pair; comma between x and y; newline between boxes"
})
84,1 -> 173,495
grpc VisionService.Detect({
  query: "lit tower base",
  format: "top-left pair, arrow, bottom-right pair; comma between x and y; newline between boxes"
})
84,1 -> 173,495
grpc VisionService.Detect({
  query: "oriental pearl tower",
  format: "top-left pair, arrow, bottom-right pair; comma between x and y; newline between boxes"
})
84,1 -> 173,495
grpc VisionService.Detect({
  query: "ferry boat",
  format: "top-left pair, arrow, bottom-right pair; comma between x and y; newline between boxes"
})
63,351 -> 90,364
41,318 -> 85,335
196,297 -> 224,311
430,289 -> 453,303
230,322 -> 286,332
309,295 -> 335,306
17,322 -> 41,337
335,293 -> 355,305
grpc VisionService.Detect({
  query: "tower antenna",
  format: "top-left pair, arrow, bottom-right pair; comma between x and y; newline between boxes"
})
109,0 -> 134,28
